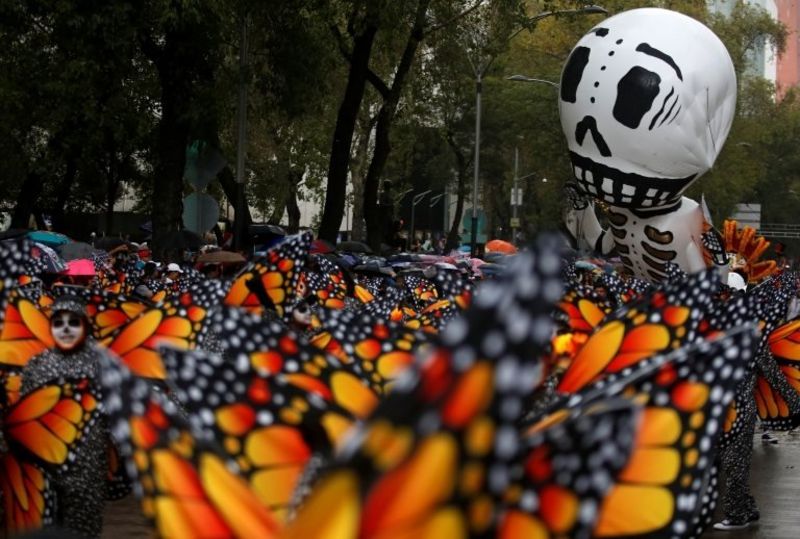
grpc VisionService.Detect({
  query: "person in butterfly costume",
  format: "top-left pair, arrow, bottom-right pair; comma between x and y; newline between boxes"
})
18,296 -> 110,538
715,281 -> 800,531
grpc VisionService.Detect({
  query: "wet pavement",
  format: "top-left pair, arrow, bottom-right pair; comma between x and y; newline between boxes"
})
705,430 -> 800,539
101,497 -> 148,538
100,432 -> 800,538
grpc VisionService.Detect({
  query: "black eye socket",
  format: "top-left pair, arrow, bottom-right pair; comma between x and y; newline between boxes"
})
561,46 -> 591,103
52,319 -> 65,328
68,318 -> 82,328
613,66 -> 661,128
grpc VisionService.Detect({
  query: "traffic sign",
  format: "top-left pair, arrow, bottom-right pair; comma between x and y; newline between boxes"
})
510,188 -> 524,206
182,192 -> 220,234
184,141 -> 227,190
510,217 -> 520,228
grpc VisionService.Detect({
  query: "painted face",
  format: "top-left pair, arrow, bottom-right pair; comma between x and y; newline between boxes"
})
292,301 -> 311,326
50,311 -> 87,352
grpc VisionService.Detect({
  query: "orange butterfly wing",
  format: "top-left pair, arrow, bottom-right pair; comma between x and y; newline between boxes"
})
0,294 -> 53,368
105,284 -> 218,379
558,273 -> 715,394
162,347 -> 360,522
224,233 -> 311,317
499,398 -> 640,539
288,238 -> 563,538
546,329 -> 754,538
5,380 -> 101,466
215,307 -> 382,423
0,455 -> 55,535
101,356 -> 280,539
1,378 -> 99,535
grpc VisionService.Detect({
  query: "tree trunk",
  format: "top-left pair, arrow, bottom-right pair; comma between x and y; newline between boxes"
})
446,132 -> 468,252
11,131 -> 65,230
11,171 -> 44,229
143,28 -> 199,262
268,198 -> 285,224
150,78 -> 188,261
105,138 -> 120,235
363,0 -> 431,251
317,15 -> 379,243
217,165 -> 252,228
349,116 -> 375,241
286,171 -> 302,234
51,157 -> 77,231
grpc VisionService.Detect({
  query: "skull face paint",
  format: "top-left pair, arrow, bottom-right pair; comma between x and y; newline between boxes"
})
559,8 -> 736,211
51,311 -> 87,352
291,300 -> 312,327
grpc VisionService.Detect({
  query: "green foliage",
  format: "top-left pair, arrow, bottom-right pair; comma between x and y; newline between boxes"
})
1,0 -> 799,256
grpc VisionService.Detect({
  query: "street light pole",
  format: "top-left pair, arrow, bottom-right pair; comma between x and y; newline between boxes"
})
512,146 -> 519,243
471,74 -> 482,256
464,4 -> 606,256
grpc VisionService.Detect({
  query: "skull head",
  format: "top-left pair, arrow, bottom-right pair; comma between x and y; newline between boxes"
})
559,8 -> 736,212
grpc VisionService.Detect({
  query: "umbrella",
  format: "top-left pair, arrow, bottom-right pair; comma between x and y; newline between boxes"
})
197,250 -> 246,264
26,230 -> 69,247
65,259 -> 95,276
310,239 -> 335,254
94,237 -> 128,251
258,224 -> 286,235
0,229 -> 28,242
483,252 -> 508,263
575,260 -> 600,271
58,242 -> 98,261
485,239 -> 517,255
337,241 -> 373,254
31,242 -> 68,273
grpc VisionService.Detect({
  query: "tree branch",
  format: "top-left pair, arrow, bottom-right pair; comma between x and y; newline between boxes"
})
332,23 -> 390,98
330,23 -> 352,59
424,0 -> 486,37
137,31 -> 162,66
366,69 -> 390,98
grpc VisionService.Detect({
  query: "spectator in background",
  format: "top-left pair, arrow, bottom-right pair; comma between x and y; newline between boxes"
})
164,263 -> 183,283
200,264 -> 222,279
421,234 -> 432,252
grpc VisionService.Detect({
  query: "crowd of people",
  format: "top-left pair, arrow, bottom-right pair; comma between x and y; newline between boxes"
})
0,224 -> 797,538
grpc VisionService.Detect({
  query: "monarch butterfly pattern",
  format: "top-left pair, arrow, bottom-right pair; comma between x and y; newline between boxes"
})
538,327 -> 755,538
99,352 -> 281,538
224,233 -> 312,318
285,236 -> 564,537
212,306 -> 382,420
558,269 -> 720,394
1,377 -> 102,535
160,346 -> 358,522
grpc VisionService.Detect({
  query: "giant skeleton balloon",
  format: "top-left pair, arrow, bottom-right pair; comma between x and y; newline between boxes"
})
559,8 -> 735,281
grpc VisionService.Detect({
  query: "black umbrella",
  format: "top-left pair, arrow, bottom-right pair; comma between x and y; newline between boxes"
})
0,229 -> 29,242
57,241 -> 99,261
337,241 -> 373,254
94,237 -> 128,251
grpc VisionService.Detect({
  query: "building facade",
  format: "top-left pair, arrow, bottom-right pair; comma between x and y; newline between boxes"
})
709,0 -> 800,97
